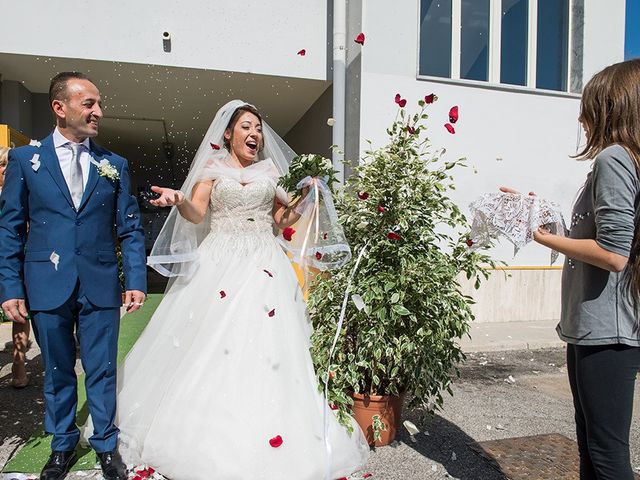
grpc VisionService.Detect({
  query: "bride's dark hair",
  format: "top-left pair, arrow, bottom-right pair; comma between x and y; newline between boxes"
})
575,58 -> 640,332
223,104 -> 263,151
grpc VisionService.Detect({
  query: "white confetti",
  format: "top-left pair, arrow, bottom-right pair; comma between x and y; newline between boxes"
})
403,419 -> 420,436
451,451 -> 457,461
351,294 -> 366,311
30,153 -> 41,172
50,251 -> 60,270
504,375 -> 516,384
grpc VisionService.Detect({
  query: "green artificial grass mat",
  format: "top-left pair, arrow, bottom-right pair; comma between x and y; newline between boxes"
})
2,293 -> 163,474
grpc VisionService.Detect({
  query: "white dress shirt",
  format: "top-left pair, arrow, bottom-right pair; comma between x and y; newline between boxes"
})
53,128 -> 91,190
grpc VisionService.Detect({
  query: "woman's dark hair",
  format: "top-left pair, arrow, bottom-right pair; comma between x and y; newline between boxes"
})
576,59 -> 640,331
223,104 -> 263,151
49,71 -> 93,106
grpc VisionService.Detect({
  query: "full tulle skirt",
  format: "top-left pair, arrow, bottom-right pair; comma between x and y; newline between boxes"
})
113,232 -> 370,479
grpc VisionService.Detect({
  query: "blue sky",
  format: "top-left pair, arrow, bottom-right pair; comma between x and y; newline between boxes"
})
626,0 -> 640,59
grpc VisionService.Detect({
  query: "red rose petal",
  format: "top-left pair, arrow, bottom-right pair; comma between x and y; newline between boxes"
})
377,205 -> 386,213
387,231 -> 401,241
466,238 -> 474,247
357,191 -> 369,200
398,99 -> 407,108
210,143 -> 220,150
425,93 -> 436,104
269,435 -> 283,447
445,123 -> 456,134
354,32 -> 365,45
268,308 -> 276,317
394,93 -> 401,104
449,105 -> 459,123
263,269 -> 273,277
219,290 -> 226,298
283,226 -> 296,241
364,474 -> 373,478
297,49 -> 306,56
315,251 -> 323,260
148,468 -> 155,475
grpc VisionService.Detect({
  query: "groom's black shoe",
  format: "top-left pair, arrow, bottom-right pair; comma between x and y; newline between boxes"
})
97,450 -> 128,480
40,450 -> 76,480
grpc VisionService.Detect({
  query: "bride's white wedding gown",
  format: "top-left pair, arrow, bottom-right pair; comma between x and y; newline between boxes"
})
114,166 -> 370,479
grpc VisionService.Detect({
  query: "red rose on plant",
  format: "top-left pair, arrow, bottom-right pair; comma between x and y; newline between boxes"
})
425,93 -> 437,104
466,238 -> 474,247
449,105 -> 459,123
398,99 -> 407,108
315,251 -> 323,260
354,32 -> 365,45
387,231 -> 401,241
444,123 -> 456,134
357,191 -> 369,200
406,126 -> 416,135
283,227 -> 296,241
394,93 -> 401,104
377,205 -> 386,213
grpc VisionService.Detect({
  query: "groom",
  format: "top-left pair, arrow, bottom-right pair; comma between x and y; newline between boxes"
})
0,72 -> 146,480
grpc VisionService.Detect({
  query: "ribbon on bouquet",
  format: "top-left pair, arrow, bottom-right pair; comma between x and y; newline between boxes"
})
322,241 -> 369,480
294,176 -> 323,291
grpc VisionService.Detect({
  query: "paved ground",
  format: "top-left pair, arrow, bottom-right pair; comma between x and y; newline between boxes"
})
1,322 -> 639,480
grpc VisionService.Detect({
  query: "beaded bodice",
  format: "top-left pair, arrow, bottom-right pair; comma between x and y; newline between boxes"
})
209,177 -> 275,236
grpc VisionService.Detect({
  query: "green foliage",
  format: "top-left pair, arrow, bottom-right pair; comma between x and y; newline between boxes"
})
278,154 -> 339,200
308,98 -> 495,426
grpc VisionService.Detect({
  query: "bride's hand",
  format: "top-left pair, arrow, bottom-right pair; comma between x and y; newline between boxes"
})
149,186 -> 185,207
499,186 -> 537,196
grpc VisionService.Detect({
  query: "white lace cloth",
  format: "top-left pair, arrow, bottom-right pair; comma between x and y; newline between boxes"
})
468,192 -> 567,264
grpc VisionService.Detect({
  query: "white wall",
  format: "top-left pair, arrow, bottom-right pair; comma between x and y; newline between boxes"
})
1,0 -> 328,81
357,0 -> 625,266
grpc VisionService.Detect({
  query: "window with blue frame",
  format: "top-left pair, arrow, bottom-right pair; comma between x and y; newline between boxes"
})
626,0 -> 640,60
418,0 -> 581,93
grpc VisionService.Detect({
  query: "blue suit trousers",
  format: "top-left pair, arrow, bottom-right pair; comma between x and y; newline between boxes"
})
32,281 -> 120,453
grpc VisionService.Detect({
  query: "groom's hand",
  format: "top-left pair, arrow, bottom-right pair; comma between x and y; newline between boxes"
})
2,299 -> 28,324
123,290 -> 146,313
149,186 -> 185,207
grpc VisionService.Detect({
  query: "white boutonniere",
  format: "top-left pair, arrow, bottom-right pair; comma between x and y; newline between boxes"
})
90,158 -> 119,181
29,140 -> 42,147
30,153 -> 41,172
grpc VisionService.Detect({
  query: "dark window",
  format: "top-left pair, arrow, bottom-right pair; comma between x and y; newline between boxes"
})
419,0 -> 453,78
536,0 -> 569,91
460,0 -> 490,81
501,0 -> 528,85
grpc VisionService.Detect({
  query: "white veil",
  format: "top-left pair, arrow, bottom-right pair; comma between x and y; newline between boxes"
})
147,99 -> 295,278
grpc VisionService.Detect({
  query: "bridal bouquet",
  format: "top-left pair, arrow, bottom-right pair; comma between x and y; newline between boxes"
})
278,154 -> 339,200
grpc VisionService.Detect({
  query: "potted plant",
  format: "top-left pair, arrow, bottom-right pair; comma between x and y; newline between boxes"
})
307,95 -> 494,446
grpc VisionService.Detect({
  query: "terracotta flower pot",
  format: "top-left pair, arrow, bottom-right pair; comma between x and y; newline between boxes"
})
350,392 -> 406,446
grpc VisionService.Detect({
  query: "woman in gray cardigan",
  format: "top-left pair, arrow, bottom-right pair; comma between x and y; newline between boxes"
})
533,59 -> 640,479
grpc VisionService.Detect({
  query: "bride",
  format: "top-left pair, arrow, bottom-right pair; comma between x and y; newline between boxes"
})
112,100 -> 370,479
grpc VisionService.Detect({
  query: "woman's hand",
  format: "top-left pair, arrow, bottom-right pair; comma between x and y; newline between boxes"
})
533,226 -> 552,242
149,186 -> 185,207
499,186 -> 537,196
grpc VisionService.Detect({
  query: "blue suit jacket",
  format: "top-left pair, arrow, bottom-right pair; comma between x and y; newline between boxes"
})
0,133 -> 147,311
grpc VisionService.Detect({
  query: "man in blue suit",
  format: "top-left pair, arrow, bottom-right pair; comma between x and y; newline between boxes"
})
0,72 -> 147,480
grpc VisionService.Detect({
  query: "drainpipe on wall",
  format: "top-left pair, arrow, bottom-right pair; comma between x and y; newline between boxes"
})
332,0 -> 347,184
